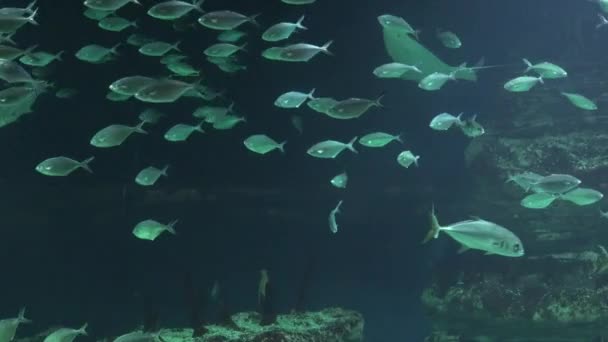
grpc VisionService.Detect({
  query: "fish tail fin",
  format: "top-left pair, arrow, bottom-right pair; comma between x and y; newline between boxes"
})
79,157 -> 95,173
248,13 -> 261,27
422,204 -> 442,244
167,219 -> 178,235
193,0 -> 205,13
374,92 -> 386,107
78,323 -> 88,336
321,40 -> 334,55
414,155 -> 420,167
26,0 -> 37,11
17,307 -> 31,324
296,15 -> 307,29
239,42 -> 248,53
134,121 -> 148,134
346,136 -> 358,154
26,8 -> 38,25
131,0 -> 141,5
161,164 -> 170,177
173,41 -> 182,52
522,58 -> 532,72
396,133 -> 404,143
54,50 -> 65,61
308,88 -> 316,99
227,102 -> 235,113
23,44 -> 38,58
538,76 -> 544,84
2,33 -> 16,45
278,141 -> 287,153
195,121 -> 205,133
110,43 -> 122,55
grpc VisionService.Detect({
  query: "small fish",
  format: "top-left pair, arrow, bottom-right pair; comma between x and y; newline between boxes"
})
0,10 -> 38,34
193,103 -> 234,121
328,200 -> 343,233
36,156 -> 94,176
358,132 -> 402,147
436,29 -> 462,48
135,79 -> 199,103
522,59 -> 567,79
429,112 -> 463,131
84,0 -> 140,12
597,13 -> 608,29
98,16 -> 136,32
279,41 -> 333,62
307,97 -> 339,114
113,331 -> 162,342
218,30 -> 247,43
212,114 -> 245,130
418,72 -> 455,91
423,206 -> 524,257
506,171 -> 543,191
55,88 -> 78,99
529,174 -> 581,194
520,192 -> 557,209
561,92 -> 597,110
90,122 -> 147,148
261,47 -> 286,61
19,51 -> 63,67
262,15 -> 307,42
139,41 -> 180,57
83,8 -> 112,21
0,308 -> 31,342
397,150 -> 419,168
503,76 -> 543,92
560,187 -> 604,206
135,165 -> 169,186
138,108 -> 164,124
126,33 -> 154,46
198,11 -> 259,30
274,88 -> 315,108
330,172 -> 348,189
132,219 -> 177,241
166,61 -> 199,77
109,76 -> 156,96
326,94 -> 384,119
282,0 -> 315,4
244,134 -> 286,154
43,324 -> 87,342
377,14 -> 419,39
373,62 -> 421,78
0,60 -> 33,83
164,123 -> 204,142
160,53 -> 187,65
459,115 -> 485,138
258,269 -> 269,305
147,0 -> 204,20
75,43 -> 120,63
204,42 -> 247,58
106,91 -> 131,102
291,115 -> 303,135
307,137 -> 357,159
0,44 -> 36,61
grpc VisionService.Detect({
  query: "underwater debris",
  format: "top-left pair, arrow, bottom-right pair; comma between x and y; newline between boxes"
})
257,269 -> 276,326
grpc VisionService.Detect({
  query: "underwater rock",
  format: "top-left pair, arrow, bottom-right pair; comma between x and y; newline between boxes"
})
155,308 -> 363,342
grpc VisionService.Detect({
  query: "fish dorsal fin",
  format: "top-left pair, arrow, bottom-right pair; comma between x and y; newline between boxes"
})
457,245 -> 470,254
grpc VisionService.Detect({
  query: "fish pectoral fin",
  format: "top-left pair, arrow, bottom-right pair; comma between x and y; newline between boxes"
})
457,245 -> 470,254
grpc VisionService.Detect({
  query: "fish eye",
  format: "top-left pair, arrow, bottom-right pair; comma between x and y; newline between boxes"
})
513,243 -> 521,252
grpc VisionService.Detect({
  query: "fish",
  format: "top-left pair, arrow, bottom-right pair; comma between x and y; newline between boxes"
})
84,0 -> 140,11
0,85 -> 39,106
0,1 -> 36,16
503,76 -> 543,92
597,13 -> 608,29
160,53 -> 187,65
520,192 -> 557,209
166,61 -> 199,77
164,123 -> 204,142
0,60 -> 34,83
459,115 -> 485,138
262,15 -> 307,42
282,0 -> 315,4
113,332 -> 162,342
307,97 -> 339,114
106,91 -> 131,102
261,47 -> 286,61
373,62 -> 421,78
0,308 -> 31,342
75,43 -> 120,63
397,150 -> 419,168
109,76 -> 156,96
436,30 -> 462,48
330,172 -> 348,189
126,33 -> 154,46
147,0 -> 204,20
290,115 -> 303,135
429,112 -> 463,131
198,11 -> 259,30
243,134 -> 286,154
43,324 -> 87,342
377,14 -> 419,39
279,41 -> 333,62
328,200 -> 343,233
212,114 -> 245,130
358,132 -> 402,147
138,108 -> 164,124
418,72 -> 455,91
307,137 -> 357,159
139,41 -> 180,57
132,219 -> 177,241
561,92 -> 597,111
135,165 -> 169,186
203,42 -> 246,58
218,30 -> 247,43
19,51 -> 63,67
522,58 -> 567,79
193,103 -> 234,121
90,122 -> 147,148
506,171 -> 543,191
258,269 -> 269,305
36,156 -> 94,176
83,8 -> 112,21
0,44 -> 36,61
529,174 -> 581,194
423,206 -> 525,257
135,79 -> 199,103
98,16 -> 136,32
274,89 -> 315,108
325,94 -> 384,119
55,88 -> 78,99
0,9 -> 38,33
600,209 -> 608,219
560,187 -> 604,206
